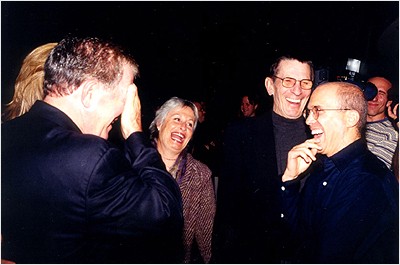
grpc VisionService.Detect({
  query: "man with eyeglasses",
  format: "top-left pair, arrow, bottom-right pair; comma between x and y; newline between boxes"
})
213,55 -> 314,263
281,81 -> 399,263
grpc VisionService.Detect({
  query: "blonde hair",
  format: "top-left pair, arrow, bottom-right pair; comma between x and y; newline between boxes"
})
3,43 -> 57,122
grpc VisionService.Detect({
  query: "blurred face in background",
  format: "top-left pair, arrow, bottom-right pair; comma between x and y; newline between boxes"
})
194,101 -> 206,123
240,96 -> 258,117
265,59 -> 312,119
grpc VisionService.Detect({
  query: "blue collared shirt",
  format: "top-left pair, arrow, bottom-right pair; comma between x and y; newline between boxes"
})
281,139 -> 399,263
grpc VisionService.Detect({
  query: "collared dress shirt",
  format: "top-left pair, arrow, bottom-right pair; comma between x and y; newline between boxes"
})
281,139 -> 399,263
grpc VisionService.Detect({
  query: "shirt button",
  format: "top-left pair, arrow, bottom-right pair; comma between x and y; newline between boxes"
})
281,186 -> 286,191
323,181 -> 328,186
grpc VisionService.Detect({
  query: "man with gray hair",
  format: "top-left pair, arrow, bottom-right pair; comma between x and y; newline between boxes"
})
2,37 -> 183,263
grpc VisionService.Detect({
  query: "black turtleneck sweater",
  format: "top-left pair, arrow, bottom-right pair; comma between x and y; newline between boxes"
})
272,111 -> 309,175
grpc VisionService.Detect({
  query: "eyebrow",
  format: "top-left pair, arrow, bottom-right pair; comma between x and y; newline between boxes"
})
377,90 -> 387,95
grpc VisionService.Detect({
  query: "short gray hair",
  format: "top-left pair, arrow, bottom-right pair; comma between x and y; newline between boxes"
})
149,97 -> 199,140
336,82 -> 368,133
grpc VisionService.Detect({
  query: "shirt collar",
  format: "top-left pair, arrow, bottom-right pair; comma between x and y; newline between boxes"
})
367,117 -> 389,124
325,139 -> 368,172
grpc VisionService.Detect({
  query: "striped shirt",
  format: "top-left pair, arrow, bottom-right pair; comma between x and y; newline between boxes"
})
365,118 -> 398,169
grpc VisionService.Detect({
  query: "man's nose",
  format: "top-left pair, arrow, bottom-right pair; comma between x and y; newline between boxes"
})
291,83 -> 302,95
305,112 -> 317,125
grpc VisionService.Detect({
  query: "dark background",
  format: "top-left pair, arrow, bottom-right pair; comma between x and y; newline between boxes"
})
2,1 -> 399,130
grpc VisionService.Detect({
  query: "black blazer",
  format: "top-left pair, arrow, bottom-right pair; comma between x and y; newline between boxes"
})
1,101 -> 183,263
213,110 -> 308,263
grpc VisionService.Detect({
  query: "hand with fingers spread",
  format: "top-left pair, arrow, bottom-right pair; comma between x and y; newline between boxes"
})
121,84 -> 142,139
282,138 -> 321,182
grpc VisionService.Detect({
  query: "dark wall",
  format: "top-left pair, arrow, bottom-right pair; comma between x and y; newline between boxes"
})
2,1 -> 398,129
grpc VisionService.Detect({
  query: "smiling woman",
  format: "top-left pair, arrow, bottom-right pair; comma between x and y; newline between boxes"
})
149,97 -> 216,263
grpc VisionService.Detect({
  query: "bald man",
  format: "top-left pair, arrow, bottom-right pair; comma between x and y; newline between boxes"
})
281,81 -> 398,263
365,76 -> 398,169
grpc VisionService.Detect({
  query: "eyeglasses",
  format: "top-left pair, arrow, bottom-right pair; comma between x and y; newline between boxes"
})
273,75 -> 313,90
303,106 -> 352,120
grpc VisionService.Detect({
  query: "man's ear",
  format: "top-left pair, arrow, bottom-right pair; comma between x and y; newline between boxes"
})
81,80 -> 98,108
346,110 -> 360,128
265,77 -> 274,96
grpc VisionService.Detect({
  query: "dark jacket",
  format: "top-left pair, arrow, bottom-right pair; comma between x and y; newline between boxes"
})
1,101 -> 184,264
213,110 -> 309,263
282,139 -> 399,263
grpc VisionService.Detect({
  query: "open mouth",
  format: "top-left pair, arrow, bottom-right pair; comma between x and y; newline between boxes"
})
368,103 -> 379,108
286,98 -> 301,104
171,132 -> 185,143
311,129 -> 324,138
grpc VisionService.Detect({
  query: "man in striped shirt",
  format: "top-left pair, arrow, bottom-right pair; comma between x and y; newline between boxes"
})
365,76 -> 398,170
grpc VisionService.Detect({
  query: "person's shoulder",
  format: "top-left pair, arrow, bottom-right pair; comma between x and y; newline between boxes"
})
187,153 -> 211,175
75,133 -> 114,148
51,130 -> 121,166
353,159 -> 398,203
335,152 -> 396,209
364,150 -> 395,177
345,148 -> 395,184
368,117 -> 397,128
